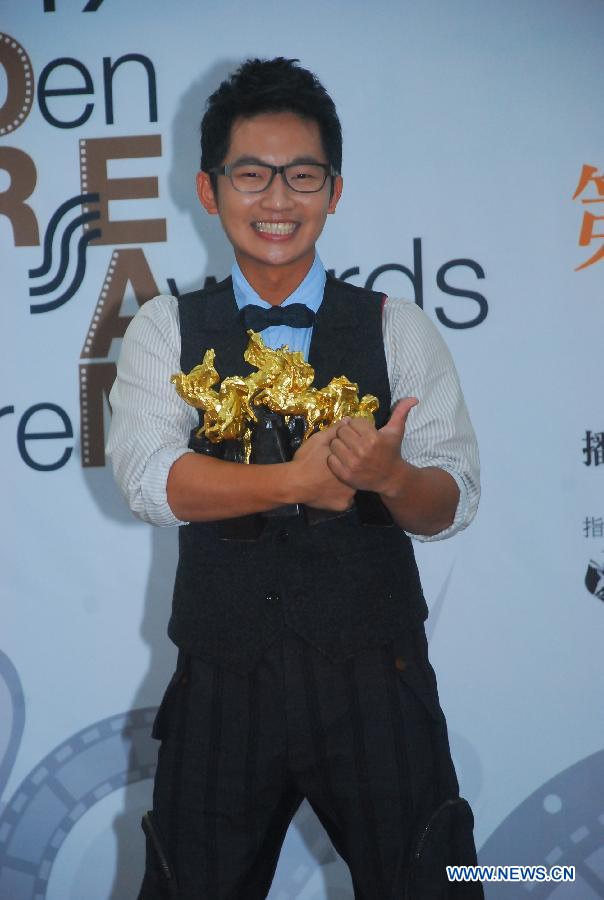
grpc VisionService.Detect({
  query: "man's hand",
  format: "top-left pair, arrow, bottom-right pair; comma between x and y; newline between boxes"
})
326,397 -> 460,535
290,424 -> 356,511
326,398 -> 418,495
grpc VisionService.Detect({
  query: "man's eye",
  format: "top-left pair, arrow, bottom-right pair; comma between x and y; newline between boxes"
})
288,166 -> 323,183
231,166 -> 271,190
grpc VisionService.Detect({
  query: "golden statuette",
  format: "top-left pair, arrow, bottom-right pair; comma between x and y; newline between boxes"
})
170,331 -> 378,462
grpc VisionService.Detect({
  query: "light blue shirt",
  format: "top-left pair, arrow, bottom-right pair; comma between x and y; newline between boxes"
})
231,254 -> 326,361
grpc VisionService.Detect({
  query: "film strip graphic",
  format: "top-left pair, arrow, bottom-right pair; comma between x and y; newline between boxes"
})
479,748 -> 604,897
0,646 -> 158,900
0,34 -> 34,137
79,248 -> 118,468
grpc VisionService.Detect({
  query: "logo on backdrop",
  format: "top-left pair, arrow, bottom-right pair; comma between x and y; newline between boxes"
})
585,557 -> 604,601
0,648 -> 157,900
581,432 -> 604,601
479,748 -> 604,896
0,31 -> 166,471
1,30 -> 488,473
583,506 -> 604,601
28,192 -> 101,313
572,164 -> 604,271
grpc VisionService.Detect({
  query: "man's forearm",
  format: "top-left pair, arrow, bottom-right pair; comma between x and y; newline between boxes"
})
167,425 -> 355,522
378,460 -> 460,536
167,453 -> 294,521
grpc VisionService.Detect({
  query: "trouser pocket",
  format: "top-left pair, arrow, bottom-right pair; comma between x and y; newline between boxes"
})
389,628 -> 483,899
404,796 -> 483,899
138,811 -> 179,899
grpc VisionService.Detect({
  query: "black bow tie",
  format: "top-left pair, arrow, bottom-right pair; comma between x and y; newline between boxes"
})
238,303 -> 315,332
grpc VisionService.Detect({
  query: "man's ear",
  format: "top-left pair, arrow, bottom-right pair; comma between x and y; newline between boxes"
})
327,175 -> 343,214
196,171 -> 219,214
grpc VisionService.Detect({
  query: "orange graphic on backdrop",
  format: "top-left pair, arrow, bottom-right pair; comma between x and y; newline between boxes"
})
573,164 -> 604,270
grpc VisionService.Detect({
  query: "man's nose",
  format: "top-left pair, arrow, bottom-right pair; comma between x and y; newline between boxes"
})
260,172 -> 296,209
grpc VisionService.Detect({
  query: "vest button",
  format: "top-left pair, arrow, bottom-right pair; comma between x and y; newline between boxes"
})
278,529 -> 289,542
265,593 -> 281,603
394,656 -> 407,671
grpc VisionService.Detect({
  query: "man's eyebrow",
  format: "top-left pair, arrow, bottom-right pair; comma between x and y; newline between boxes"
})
228,155 -> 327,166
229,155 -> 266,166
289,155 -> 326,165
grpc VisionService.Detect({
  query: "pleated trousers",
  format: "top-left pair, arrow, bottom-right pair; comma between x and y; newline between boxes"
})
138,626 -> 464,900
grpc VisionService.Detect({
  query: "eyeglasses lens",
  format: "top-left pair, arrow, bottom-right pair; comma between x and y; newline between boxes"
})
230,164 -> 327,193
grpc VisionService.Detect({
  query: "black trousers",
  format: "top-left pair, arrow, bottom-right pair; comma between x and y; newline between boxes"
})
138,627 -> 480,900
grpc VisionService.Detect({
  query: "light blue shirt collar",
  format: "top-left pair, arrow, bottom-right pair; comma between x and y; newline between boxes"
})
231,253 -> 326,312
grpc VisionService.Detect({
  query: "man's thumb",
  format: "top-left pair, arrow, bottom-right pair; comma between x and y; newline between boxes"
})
382,397 -> 418,435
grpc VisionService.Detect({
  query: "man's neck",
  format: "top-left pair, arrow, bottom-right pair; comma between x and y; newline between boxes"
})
234,252 -> 315,305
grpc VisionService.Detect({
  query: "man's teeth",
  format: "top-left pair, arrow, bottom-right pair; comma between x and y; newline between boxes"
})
254,222 -> 297,235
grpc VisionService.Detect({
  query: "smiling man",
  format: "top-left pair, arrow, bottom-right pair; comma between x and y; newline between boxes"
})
107,58 -> 482,900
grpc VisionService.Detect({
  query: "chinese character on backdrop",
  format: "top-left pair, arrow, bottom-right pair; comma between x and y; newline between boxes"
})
583,516 -> 604,538
573,165 -> 604,270
582,431 -> 604,466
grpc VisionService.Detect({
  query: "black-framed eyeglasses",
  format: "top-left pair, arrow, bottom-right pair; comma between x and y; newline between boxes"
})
209,162 -> 337,194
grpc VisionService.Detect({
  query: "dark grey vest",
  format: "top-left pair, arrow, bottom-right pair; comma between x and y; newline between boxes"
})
168,274 -> 428,673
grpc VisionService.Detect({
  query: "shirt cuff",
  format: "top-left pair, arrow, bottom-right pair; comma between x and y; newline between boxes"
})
139,446 -> 193,526
404,466 -> 471,543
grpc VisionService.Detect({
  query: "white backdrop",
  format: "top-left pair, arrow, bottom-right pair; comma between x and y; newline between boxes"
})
2,1 -> 604,897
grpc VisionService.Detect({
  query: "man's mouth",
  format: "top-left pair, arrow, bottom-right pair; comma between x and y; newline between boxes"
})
252,221 -> 298,235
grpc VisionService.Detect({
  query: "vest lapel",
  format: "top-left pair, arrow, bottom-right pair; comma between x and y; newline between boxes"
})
309,275 -> 362,387
189,277 -> 255,378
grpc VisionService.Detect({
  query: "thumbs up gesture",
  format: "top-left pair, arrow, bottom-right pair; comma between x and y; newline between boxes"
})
327,397 -> 418,493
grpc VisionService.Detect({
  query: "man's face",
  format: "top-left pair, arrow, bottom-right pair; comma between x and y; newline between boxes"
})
197,112 -> 343,283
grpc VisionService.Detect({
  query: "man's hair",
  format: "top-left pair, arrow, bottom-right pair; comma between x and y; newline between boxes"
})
200,57 -> 342,178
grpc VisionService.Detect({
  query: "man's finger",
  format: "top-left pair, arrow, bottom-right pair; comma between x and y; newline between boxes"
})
381,397 -> 418,437
336,416 -> 375,439
329,436 -> 356,468
326,451 -> 356,487
303,424 -> 336,446
334,420 -> 368,451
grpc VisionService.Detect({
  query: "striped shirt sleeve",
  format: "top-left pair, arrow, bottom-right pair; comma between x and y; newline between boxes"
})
106,295 -> 194,526
382,296 -> 480,541
107,294 -> 480,538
